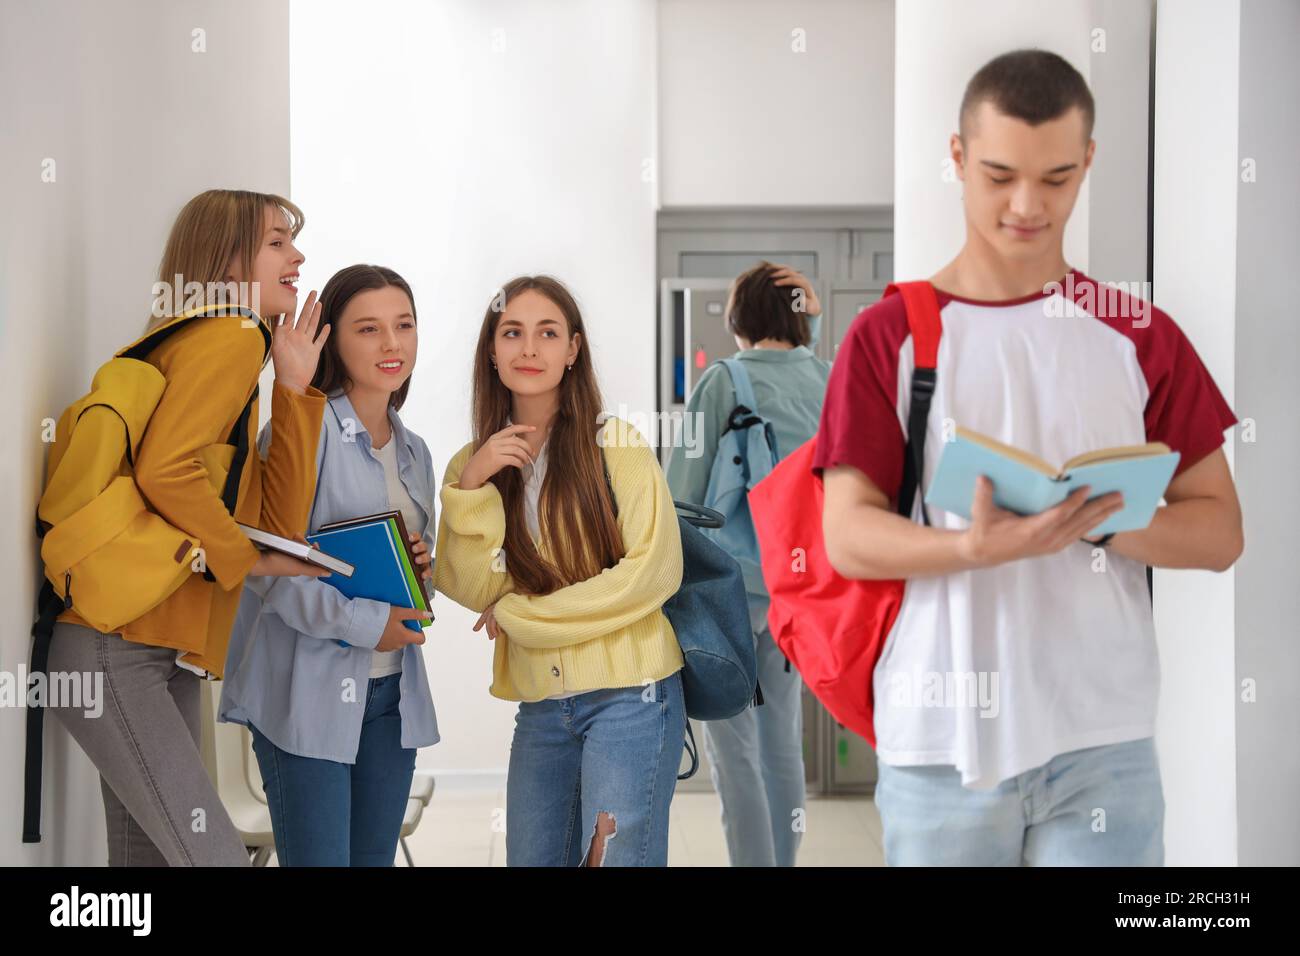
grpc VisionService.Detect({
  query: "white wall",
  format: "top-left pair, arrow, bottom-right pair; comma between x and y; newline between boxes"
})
1233,0 -> 1300,868
1153,0 -> 1300,867
657,0 -> 894,206
289,0 -> 660,784
1084,0 -> 1152,285
894,0 -> 1099,279
0,0 -> 291,865
1150,0 -> 1240,867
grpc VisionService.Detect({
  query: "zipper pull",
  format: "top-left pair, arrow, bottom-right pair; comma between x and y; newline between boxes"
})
63,571 -> 73,609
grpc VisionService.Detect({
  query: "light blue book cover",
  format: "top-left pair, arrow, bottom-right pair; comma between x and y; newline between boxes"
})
924,427 -> 1181,536
307,519 -> 427,644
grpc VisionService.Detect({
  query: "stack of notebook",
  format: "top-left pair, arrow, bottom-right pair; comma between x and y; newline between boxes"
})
307,510 -> 433,641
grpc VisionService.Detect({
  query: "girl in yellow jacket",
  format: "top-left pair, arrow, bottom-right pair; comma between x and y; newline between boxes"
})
46,189 -> 332,866
434,276 -> 685,867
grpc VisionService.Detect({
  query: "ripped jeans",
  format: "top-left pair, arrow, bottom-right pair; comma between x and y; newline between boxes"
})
505,670 -> 686,866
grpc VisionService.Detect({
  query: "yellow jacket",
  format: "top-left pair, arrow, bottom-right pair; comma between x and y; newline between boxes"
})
434,417 -> 684,701
58,315 -> 326,676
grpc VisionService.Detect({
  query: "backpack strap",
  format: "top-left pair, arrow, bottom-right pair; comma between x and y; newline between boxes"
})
715,357 -> 766,438
198,384 -> 259,584
717,357 -> 758,418
886,282 -> 943,526
22,580 -> 60,843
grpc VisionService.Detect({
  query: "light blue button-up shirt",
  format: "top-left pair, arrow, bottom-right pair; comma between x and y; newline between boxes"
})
219,390 -> 440,763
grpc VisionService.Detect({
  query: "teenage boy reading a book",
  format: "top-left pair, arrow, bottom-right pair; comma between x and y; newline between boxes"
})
816,49 -> 1242,866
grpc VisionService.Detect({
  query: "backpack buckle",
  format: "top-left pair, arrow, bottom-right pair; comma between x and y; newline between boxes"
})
725,404 -> 761,435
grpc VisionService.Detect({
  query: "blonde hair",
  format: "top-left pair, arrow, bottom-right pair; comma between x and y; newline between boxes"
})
147,189 -> 304,331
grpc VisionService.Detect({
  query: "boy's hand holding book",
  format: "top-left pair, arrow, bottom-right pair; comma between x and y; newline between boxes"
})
956,476 -> 1124,569
927,425 -> 1180,570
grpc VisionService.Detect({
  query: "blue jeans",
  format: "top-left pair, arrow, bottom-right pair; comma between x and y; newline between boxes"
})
249,674 -> 416,866
874,736 -> 1165,866
506,670 -> 686,866
702,627 -> 805,866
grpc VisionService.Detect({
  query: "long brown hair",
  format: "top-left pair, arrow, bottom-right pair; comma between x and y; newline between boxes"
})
472,276 -> 623,596
311,264 -> 416,411
148,189 -> 304,331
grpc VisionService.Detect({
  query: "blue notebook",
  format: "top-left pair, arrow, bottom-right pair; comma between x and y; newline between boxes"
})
307,515 -> 431,645
924,426 -> 1181,535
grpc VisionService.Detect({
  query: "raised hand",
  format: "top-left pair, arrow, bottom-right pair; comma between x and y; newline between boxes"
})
458,424 -> 538,490
768,263 -> 822,317
271,289 -> 330,393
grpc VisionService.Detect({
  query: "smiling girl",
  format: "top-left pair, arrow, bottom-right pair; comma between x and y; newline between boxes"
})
221,264 -> 439,867
45,189 -> 332,866
434,275 -> 686,867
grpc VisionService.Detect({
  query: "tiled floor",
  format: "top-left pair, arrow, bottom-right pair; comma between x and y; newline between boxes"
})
397,786 -> 885,867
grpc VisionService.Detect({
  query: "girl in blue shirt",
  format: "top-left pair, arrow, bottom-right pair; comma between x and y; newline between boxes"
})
220,264 -> 439,866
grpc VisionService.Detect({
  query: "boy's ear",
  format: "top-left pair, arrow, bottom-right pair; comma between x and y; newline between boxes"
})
949,132 -> 967,181
1084,138 -> 1096,171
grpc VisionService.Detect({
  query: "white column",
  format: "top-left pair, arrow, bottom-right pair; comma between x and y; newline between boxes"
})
1150,0 -> 1240,867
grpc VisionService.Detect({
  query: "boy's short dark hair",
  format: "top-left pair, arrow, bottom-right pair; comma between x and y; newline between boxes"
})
726,261 -> 811,348
960,49 -> 1095,142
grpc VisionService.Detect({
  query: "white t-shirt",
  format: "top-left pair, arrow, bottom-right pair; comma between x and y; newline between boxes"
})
813,270 -> 1236,789
368,431 -> 423,679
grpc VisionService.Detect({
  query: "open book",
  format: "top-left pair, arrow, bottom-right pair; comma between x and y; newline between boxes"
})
923,426 -> 1181,535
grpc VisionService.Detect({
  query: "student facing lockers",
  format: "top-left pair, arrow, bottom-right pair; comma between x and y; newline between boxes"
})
666,261 -> 830,867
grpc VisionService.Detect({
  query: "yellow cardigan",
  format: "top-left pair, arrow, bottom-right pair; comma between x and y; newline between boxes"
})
433,417 -> 685,702
58,315 -> 326,676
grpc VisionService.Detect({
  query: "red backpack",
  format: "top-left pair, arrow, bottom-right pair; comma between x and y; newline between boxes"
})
749,282 -> 941,746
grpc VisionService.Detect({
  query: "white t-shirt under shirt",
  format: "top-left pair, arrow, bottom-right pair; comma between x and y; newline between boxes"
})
368,432 -> 423,679
813,270 -> 1237,790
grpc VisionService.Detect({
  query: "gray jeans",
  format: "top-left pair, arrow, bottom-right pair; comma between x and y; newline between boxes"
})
46,621 -> 250,866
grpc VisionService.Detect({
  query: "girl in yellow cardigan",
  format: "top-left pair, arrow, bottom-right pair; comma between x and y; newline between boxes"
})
434,275 -> 685,866
45,190 -> 332,866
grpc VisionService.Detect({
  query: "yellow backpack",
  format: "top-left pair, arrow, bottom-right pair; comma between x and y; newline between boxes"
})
23,303 -> 270,843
